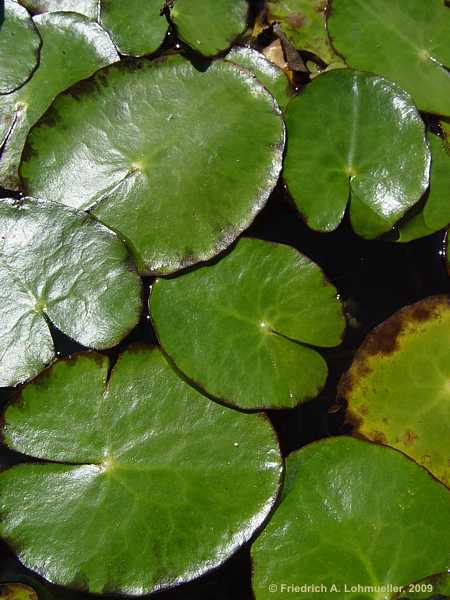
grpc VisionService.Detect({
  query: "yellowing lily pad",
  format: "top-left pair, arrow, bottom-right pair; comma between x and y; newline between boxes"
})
150,238 -> 345,410
0,347 -> 282,595
0,583 -> 37,600
252,437 -> 450,600
340,295 -> 450,487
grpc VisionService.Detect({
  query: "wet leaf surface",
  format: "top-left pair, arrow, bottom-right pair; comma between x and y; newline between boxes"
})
0,0 -> 41,95
340,295 -> 450,487
18,0 -> 98,18
20,56 -> 285,275
328,0 -> 450,116
0,347 -> 282,595
0,11 -> 119,190
151,238 -> 345,410
0,197 -> 142,387
252,437 -> 450,599
284,69 -> 430,238
0,583 -> 37,600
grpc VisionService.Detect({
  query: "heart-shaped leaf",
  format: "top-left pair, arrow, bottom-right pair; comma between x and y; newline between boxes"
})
339,295 -> 450,487
150,238 -> 345,410
327,0 -> 450,116
284,69 -> 430,238
0,11 -> 119,190
0,0 -> 41,95
99,0 -> 168,57
18,0 -> 98,18
0,197 -> 142,388
226,46 -> 292,110
0,583 -> 37,600
397,133 -> 450,242
169,0 -> 248,56
0,346 -> 282,595
20,56 -> 285,275
251,437 -> 450,600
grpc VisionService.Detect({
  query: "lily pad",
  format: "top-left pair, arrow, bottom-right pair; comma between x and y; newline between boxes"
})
226,46 -> 292,110
327,0 -> 450,116
0,11 -> 119,190
0,0 -> 41,95
18,0 -> 98,18
0,346 -> 282,595
99,0 -> 168,57
339,296 -> 450,487
169,0 -> 248,56
0,197 -> 142,388
20,56 -> 285,275
397,133 -> 450,242
251,437 -> 450,600
284,69 -> 430,238
0,584 -> 37,600
150,238 -> 345,410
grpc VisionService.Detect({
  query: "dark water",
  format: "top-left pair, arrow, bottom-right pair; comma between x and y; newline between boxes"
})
0,1 -> 449,597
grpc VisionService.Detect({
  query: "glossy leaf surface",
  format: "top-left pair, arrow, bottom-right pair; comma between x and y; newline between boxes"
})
100,0 -> 168,57
0,347 -> 282,595
0,0 -> 41,94
340,296 -> 450,487
328,0 -> 450,116
252,437 -> 450,599
151,238 -> 345,410
18,0 -> 98,18
284,69 -> 430,238
226,47 -> 291,110
0,12 -> 119,190
170,0 -> 248,56
0,197 -> 142,387
20,56 -> 285,275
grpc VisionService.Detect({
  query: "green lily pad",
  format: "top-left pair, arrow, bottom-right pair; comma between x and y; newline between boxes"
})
0,0 -> 41,95
18,0 -> 98,18
284,69 -> 430,238
20,56 -> 285,275
0,11 -> 119,190
169,0 -> 248,56
396,573 -> 450,599
339,296 -> 450,487
0,584 -> 37,600
267,0 -> 344,69
0,197 -> 142,388
327,0 -> 450,117
150,238 -> 345,410
226,46 -> 292,110
0,346 -> 282,595
397,133 -> 450,242
99,0 -> 168,57
251,437 -> 450,600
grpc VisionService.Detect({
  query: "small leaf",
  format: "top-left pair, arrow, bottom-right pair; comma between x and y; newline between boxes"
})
0,0 -> 41,95
169,0 -> 248,56
0,583 -> 37,600
18,0 -> 98,18
284,69 -> 430,238
251,437 -> 450,600
328,0 -> 450,116
0,197 -> 142,387
150,238 -> 345,410
0,347 -> 282,595
339,295 -> 450,487
20,56 -> 285,275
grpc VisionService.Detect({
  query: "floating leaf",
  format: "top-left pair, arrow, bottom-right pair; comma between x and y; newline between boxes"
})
99,0 -> 168,57
284,69 -> 430,238
18,0 -> 98,18
169,0 -> 248,56
395,573 -> 450,600
0,0 -> 41,95
328,0 -> 450,116
397,133 -> 450,242
251,437 -> 450,600
0,11 -> 119,190
150,238 -> 345,410
0,197 -> 142,388
340,296 -> 450,487
267,0 -> 344,69
20,56 -> 285,275
0,583 -> 37,600
226,47 -> 292,110
0,347 -> 282,595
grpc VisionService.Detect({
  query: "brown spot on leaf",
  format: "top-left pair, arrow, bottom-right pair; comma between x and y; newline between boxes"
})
358,404 -> 369,416
371,430 -> 387,444
285,13 -> 305,28
403,430 -> 418,446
